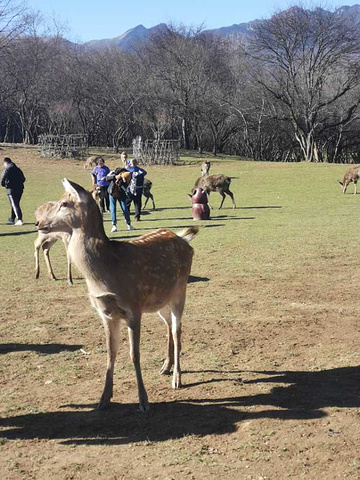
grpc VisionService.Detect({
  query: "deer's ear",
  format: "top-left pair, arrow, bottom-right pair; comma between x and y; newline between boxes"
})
62,179 -> 87,203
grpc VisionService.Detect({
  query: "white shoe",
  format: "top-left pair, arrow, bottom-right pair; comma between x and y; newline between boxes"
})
127,224 -> 135,231
14,220 -> 23,226
111,225 -> 117,233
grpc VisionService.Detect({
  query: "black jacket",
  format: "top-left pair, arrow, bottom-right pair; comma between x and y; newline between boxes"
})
1,162 -> 26,194
106,167 -> 128,199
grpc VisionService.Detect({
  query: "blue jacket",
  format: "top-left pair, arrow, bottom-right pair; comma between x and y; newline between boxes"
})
127,166 -> 147,195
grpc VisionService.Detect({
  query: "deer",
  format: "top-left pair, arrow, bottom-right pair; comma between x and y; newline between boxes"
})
84,156 -> 102,170
34,202 -> 73,285
201,161 -> 211,176
338,166 -> 360,194
91,185 -> 105,212
35,179 -> 199,412
189,174 -> 236,209
143,178 -> 156,210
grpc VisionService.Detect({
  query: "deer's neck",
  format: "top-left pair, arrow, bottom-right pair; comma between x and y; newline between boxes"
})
68,228 -> 111,285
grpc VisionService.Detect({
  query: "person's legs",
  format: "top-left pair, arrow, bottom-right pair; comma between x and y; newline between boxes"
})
119,197 -> 131,225
100,187 -> 106,213
109,195 -> 117,225
8,191 -> 23,222
104,188 -> 110,211
134,194 -> 142,221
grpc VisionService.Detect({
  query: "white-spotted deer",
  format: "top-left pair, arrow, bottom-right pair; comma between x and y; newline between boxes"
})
34,202 -> 73,285
35,179 -> 198,412
338,166 -> 360,194
201,161 -> 211,176
189,174 -> 236,209
143,178 -> 156,210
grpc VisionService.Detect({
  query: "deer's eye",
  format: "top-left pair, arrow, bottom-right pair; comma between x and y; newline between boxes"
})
60,201 -> 68,208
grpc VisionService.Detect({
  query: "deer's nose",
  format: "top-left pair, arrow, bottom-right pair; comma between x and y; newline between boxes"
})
35,221 -> 39,227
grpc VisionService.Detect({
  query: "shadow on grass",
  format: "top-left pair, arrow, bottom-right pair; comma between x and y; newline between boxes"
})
188,275 -> 210,283
2,366 -> 359,444
0,343 -> 82,355
239,206 -> 282,210
0,230 -> 36,237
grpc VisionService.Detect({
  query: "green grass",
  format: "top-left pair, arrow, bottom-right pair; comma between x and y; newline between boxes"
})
1,149 -> 360,480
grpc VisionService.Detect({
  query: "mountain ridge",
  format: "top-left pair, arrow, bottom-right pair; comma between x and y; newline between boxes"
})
80,4 -> 360,51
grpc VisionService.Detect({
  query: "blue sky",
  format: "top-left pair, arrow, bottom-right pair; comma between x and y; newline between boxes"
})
28,0 -> 360,41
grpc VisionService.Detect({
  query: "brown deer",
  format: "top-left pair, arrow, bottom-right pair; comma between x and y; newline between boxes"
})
84,156 -> 102,170
189,174 -> 236,209
91,185 -> 105,212
143,178 -> 156,210
34,202 -> 73,285
35,179 -> 199,412
201,161 -> 211,176
338,166 -> 360,194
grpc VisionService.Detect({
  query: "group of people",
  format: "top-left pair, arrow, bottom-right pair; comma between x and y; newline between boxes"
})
91,152 -> 147,232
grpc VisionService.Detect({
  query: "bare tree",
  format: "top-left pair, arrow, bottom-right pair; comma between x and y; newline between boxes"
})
247,6 -> 360,162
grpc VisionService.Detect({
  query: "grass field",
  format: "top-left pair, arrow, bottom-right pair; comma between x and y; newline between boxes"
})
1,148 -> 360,480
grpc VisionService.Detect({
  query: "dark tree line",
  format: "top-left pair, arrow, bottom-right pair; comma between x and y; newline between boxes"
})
1,2 -> 360,162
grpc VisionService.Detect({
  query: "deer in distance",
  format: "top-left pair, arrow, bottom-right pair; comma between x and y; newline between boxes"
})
189,174 -> 236,209
34,202 -> 73,285
201,161 -> 211,176
35,179 -> 199,412
338,166 -> 360,194
84,156 -> 102,170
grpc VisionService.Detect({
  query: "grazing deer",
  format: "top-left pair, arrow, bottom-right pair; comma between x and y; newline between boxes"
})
201,161 -> 211,176
84,156 -> 102,170
189,174 -> 236,209
143,178 -> 156,210
338,166 -> 360,194
35,179 -> 199,412
34,202 -> 73,285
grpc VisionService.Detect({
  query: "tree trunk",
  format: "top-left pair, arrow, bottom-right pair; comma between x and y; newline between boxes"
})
182,118 -> 190,150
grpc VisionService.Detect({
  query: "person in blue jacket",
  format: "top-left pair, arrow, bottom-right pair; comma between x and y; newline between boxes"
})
1,157 -> 26,225
91,157 -> 110,213
126,159 -> 147,221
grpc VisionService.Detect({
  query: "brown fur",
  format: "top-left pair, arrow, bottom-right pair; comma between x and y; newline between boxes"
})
201,161 -> 211,176
338,166 -> 360,194
143,178 -> 156,210
34,202 -> 73,285
190,174 -> 236,209
84,156 -> 102,170
35,179 -> 199,412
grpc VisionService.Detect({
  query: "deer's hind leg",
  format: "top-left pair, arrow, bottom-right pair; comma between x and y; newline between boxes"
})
62,239 -> 73,285
158,306 -> 174,375
34,237 -> 42,279
226,189 -> 236,209
170,291 -> 186,389
354,181 -> 357,195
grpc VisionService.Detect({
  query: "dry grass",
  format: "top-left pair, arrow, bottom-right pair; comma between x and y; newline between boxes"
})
0,148 -> 360,479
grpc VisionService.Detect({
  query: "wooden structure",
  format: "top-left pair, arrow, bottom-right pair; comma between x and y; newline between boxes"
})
39,134 -> 88,158
132,136 -> 180,165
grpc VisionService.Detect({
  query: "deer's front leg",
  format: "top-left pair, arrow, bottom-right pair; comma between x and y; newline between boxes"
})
98,316 -> 121,410
127,316 -> 149,413
170,294 -> 185,389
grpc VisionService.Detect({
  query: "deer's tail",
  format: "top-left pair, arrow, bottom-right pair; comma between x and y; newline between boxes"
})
177,226 -> 199,243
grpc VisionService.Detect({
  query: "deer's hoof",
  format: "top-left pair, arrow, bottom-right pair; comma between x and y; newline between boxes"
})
172,373 -> 182,389
68,280 -> 74,286
159,367 -> 171,376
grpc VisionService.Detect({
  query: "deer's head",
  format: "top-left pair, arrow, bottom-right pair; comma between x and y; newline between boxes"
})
201,161 -> 211,176
35,179 -> 104,237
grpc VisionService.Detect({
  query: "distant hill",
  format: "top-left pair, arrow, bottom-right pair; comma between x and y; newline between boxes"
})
81,4 -> 360,51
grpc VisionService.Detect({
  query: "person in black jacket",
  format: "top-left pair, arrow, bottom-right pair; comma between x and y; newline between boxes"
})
1,157 -> 26,225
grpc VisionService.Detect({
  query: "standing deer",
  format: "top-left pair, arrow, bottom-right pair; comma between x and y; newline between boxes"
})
34,202 -> 73,285
201,161 -> 211,176
189,174 -> 236,209
338,166 -> 360,194
143,178 -> 156,210
35,179 -> 199,412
